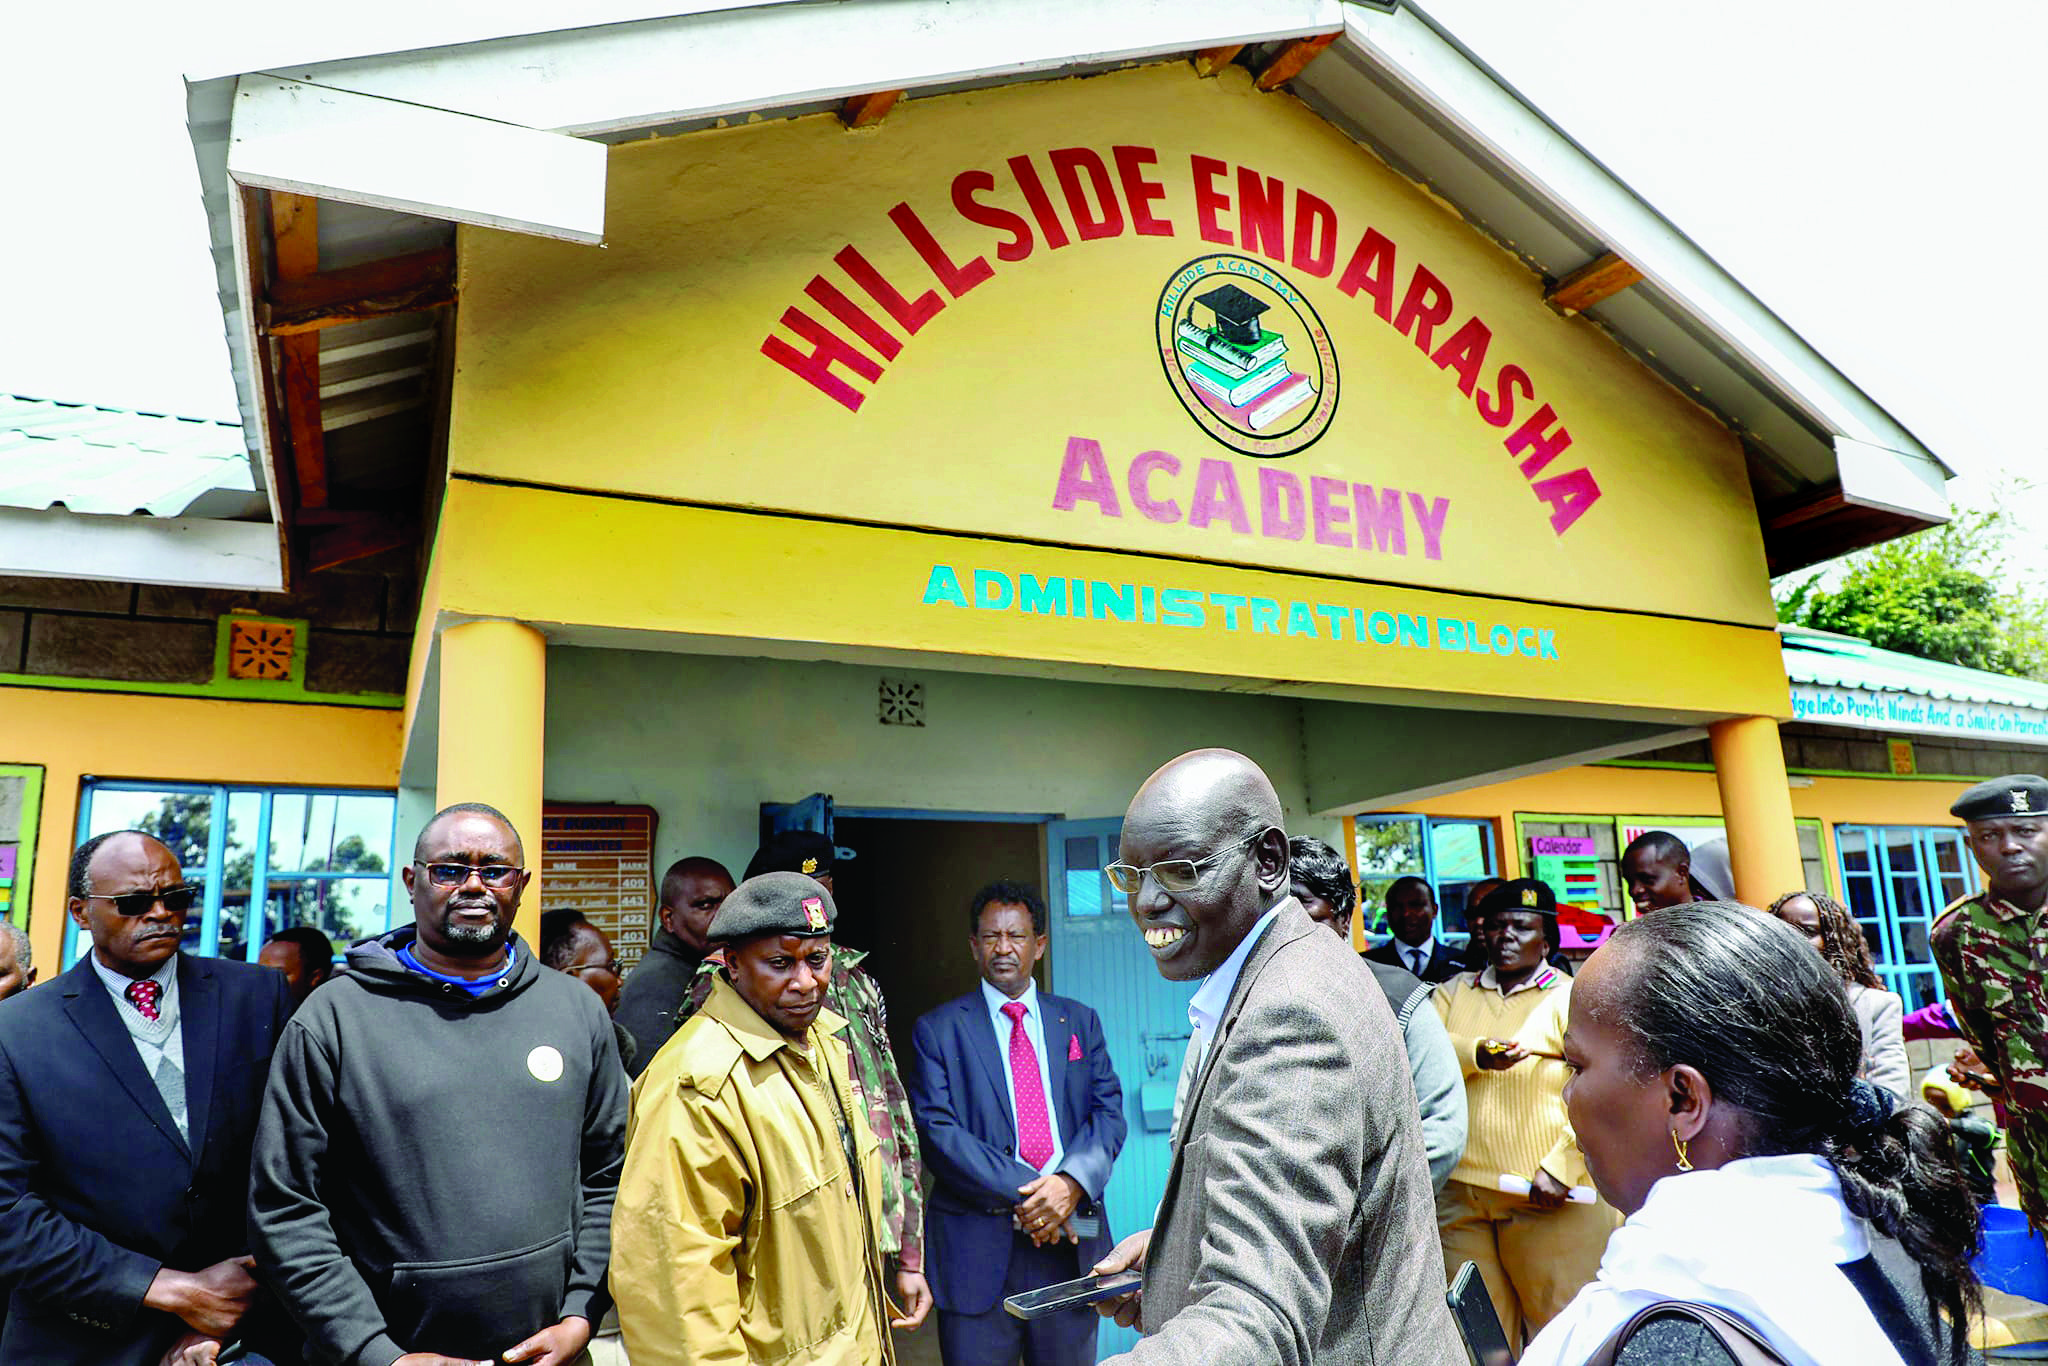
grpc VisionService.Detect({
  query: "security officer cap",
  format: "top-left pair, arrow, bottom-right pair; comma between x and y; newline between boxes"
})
1473,877 -> 1558,921
707,871 -> 837,943
1950,774 -> 2048,822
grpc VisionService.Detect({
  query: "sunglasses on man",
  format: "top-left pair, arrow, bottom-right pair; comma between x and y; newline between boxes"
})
412,861 -> 526,888
83,884 -> 203,916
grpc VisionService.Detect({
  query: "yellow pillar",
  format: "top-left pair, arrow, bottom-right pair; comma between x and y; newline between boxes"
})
437,621 -> 546,948
1709,716 -> 1804,908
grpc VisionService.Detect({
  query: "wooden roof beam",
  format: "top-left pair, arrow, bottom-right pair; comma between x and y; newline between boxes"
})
267,191 -> 328,510
839,90 -> 902,128
1254,32 -> 1338,91
1191,44 -> 1244,78
266,247 -> 456,336
1547,251 -> 1645,315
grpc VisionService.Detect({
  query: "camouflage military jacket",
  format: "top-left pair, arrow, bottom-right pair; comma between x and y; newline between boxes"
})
681,946 -> 926,1269
1931,890 -> 2048,1228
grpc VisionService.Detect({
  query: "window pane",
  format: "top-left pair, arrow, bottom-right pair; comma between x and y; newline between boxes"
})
85,790 -> 213,956
1430,822 -> 1488,881
1897,919 -> 1933,965
1354,818 -> 1426,877
218,792 -> 262,963
1838,828 -> 1870,873
259,877 -> 390,949
1064,837 -> 1104,918
1844,875 -> 1881,922
267,794 -> 394,877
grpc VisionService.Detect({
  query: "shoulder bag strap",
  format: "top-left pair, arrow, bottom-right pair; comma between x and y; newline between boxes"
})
1583,1300 -> 1792,1366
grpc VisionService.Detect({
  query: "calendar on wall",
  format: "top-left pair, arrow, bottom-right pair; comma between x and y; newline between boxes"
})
540,803 -> 658,970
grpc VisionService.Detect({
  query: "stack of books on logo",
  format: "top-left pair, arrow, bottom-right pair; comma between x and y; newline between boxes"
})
1176,284 -> 1316,431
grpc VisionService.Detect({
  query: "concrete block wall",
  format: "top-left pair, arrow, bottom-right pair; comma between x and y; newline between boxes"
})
0,566 -> 417,697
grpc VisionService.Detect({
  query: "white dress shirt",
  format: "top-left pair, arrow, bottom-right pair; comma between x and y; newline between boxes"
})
90,950 -> 187,1141
982,979 -> 1066,1174
1397,936 -> 1441,978
1186,905 -> 1284,1075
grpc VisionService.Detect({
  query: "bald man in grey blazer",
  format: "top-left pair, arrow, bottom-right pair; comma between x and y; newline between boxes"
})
1093,749 -> 1460,1365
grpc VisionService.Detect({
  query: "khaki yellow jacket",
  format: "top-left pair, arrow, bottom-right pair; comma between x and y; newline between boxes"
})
614,976 -> 894,1366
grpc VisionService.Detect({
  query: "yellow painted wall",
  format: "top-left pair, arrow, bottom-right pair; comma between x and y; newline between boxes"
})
1399,763 -> 1981,892
451,62 -> 1772,629
431,479 -> 1790,723
0,689 -> 402,970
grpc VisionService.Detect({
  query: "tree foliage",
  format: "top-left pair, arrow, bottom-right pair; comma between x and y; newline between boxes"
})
1776,503 -> 2048,680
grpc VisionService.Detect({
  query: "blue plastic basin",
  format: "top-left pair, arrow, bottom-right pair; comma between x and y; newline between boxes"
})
1976,1205 -> 2048,1303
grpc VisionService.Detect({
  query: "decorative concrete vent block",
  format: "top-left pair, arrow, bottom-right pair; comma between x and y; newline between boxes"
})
227,619 -> 298,680
878,677 -> 924,727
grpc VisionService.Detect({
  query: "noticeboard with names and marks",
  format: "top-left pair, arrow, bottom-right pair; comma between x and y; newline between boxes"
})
541,803 -> 658,970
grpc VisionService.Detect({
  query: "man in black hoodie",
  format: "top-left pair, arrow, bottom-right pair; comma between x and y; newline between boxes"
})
250,802 -> 628,1366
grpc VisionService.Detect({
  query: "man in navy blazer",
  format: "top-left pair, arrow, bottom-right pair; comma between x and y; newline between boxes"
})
910,880 -> 1127,1366
0,830 -> 293,1366
1364,876 -> 1465,983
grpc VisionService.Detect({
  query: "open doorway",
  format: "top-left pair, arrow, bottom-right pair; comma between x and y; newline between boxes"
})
830,813 -> 1045,1063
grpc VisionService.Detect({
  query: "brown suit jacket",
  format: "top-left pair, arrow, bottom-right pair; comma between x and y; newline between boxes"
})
1115,900 -> 1461,1365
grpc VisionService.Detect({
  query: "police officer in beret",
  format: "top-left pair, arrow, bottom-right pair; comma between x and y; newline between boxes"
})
611,872 -> 929,1366
1932,773 -> 2048,1228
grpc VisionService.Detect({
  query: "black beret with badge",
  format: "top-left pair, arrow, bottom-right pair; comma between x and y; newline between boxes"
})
707,871 -> 837,943
1473,877 -> 1558,920
1951,774 -> 2048,822
746,829 -> 842,881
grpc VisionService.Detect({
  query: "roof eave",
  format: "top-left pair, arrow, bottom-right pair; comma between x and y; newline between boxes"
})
180,0 -> 1950,592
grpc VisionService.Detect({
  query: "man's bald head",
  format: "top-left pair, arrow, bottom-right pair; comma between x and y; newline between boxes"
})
1120,749 -> 1290,982
1125,748 -> 1285,851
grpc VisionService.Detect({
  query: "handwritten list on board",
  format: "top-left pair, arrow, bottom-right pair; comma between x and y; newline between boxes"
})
541,804 -> 658,971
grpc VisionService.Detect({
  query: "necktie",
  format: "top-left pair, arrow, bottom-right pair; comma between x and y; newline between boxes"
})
1002,1002 -> 1055,1170
126,979 -> 162,1022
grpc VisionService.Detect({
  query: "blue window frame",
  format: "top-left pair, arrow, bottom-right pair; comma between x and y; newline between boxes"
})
1352,814 -> 1497,939
68,782 -> 399,969
1835,824 -> 1973,1012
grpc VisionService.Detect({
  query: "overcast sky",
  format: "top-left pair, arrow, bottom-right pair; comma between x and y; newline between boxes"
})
4,0 -> 2039,574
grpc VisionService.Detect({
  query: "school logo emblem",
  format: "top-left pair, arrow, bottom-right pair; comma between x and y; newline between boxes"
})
1156,255 -> 1338,458
802,896 -> 828,931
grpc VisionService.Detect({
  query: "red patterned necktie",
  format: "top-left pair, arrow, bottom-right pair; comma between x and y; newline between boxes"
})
126,979 -> 162,1023
1002,1001 -> 1055,1169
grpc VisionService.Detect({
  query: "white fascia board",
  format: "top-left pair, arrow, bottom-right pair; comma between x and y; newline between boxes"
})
227,76 -> 607,244
1345,4 -> 1950,480
266,0 -> 1345,137
1834,436 -> 1951,523
0,509 -> 283,592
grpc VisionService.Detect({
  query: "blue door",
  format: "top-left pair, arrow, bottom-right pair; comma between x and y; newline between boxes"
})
761,792 -> 833,842
1046,819 -> 1196,1359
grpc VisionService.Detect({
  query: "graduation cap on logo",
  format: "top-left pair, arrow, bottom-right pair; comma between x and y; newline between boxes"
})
1196,283 -> 1270,347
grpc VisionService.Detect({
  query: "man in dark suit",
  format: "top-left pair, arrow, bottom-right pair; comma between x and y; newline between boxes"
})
910,879 -> 1126,1366
0,830 -> 292,1366
1091,750 -> 1460,1364
1365,875 -> 1463,983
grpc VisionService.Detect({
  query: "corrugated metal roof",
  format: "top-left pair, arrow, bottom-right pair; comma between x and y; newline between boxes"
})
1781,624 -> 2048,711
0,394 -> 263,519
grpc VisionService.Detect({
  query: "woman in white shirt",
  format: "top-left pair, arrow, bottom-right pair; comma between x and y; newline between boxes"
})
1523,901 -> 1978,1366
1769,890 -> 1911,1103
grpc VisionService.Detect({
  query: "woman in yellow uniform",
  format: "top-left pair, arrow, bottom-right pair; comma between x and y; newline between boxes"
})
1434,878 -> 1618,1347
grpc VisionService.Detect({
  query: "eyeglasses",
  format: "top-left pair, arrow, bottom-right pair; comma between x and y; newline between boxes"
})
414,861 -> 525,888
568,959 -> 622,978
85,884 -> 202,917
1105,829 -> 1273,896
